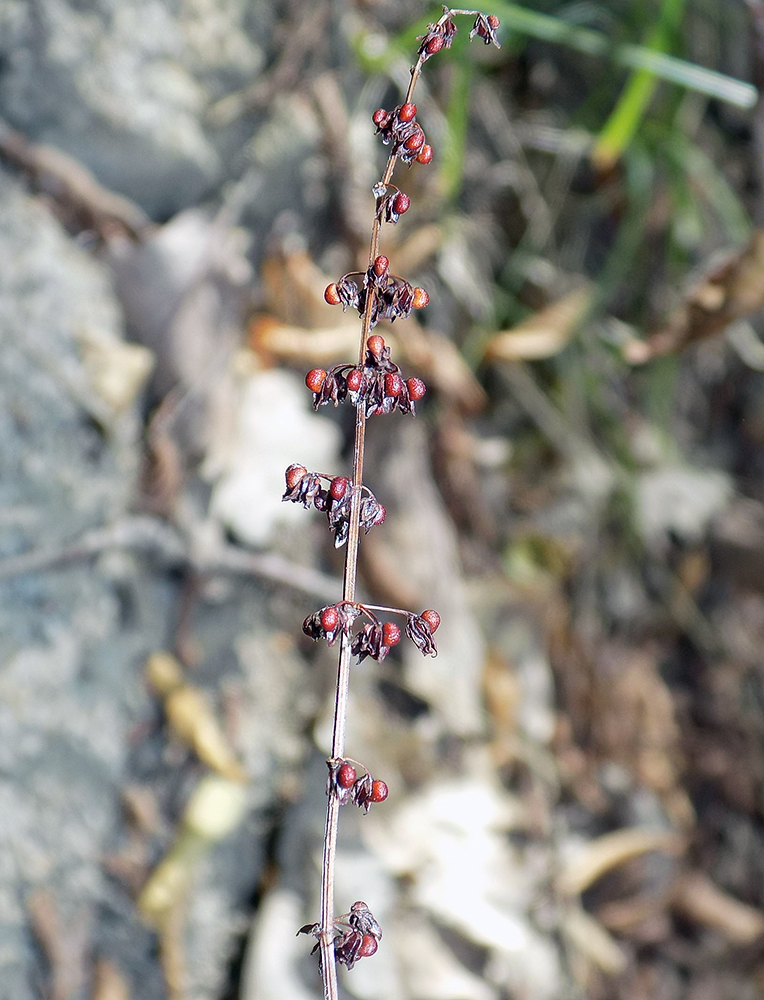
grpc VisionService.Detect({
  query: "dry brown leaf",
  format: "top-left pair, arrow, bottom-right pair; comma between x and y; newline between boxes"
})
146,652 -> 247,782
93,959 -> 132,1000
672,871 -> 764,945
625,230 -> 764,363
557,827 -> 685,898
562,905 -> 628,975
485,286 -> 592,362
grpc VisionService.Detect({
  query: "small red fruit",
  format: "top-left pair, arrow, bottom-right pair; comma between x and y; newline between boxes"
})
373,255 -> 389,277
425,35 -> 444,54
306,368 -> 327,392
412,287 -> 429,309
320,605 -> 340,631
398,102 -> 417,122
370,780 -> 389,803
403,129 -> 425,153
406,377 -> 426,401
421,609 -> 441,632
488,14 -> 500,28
358,934 -> 378,957
285,463 -> 307,490
346,368 -> 364,392
337,762 -> 357,788
382,621 -> 401,646
372,108 -> 389,128
392,191 -> 410,215
324,283 -> 341,305
367,334 -> 386,359
416,144 -> 433,165
384,373 -> 403,398
330,476 -> 348,501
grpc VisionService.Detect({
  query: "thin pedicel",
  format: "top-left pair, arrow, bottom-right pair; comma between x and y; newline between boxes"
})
287,9 -> 500,998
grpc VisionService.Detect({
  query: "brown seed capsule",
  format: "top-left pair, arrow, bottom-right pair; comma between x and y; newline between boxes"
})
373,255 -> 389,277
384,373 -> 403,398
306,368 -> 327,392
421,609 -> 441,632
285,463 -> 307,490
367,334 -> 386,359
372,108 -> 389,127
337,762 -> 357,788
398,102 -> 417,122
370,780 -> 389,803
403,129 -> 425,153
426,35 -> 444,54
330,476 -> 349,501
346,368 -> 364,392
358,934 -> 379,957
488,14 -> 500,28
320,605 -> 340,631
392,191 -> 410,215
324,283 -> 341,305
382,621 -> 401,646
416,144 -> 433,165
412,287 -> 429,309
406,377 -> 426,401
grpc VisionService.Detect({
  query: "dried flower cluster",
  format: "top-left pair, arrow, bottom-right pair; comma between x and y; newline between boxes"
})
286,9 -> 500,996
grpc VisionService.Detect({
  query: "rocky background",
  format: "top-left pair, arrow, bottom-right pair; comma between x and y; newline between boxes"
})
2,1 -> 764,999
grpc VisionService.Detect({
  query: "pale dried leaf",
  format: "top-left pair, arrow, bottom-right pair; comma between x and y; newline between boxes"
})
557,828 -> 685,898
486,287 -> 591,361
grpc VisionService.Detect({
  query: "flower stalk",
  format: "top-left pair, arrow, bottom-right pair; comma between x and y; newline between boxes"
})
287,9 -> 500,997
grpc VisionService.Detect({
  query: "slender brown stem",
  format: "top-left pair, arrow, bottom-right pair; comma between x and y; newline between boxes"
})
315,11 -> 497,996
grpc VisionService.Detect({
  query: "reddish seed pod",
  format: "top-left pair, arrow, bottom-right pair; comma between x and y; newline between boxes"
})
358,934 -> 378,958
306,368 -> 327,392
406,377 -> 426,401
398,102 -> 417,122
403,130 -> 425,153
392,191 -> 410,215
346,368 -> 364,392
337,762 -> 357,788
382,621 -> 401,646
412,287 -> 429,309
421,609 -> 441,632
370,780 -> 389,803
330,476 -> 348,501
416,144 -> 433,165
426,35 -> 444,54
384,373 -> 403,398
367,334 -> 386,359
320,605 -> 340,631
324,283 -> 341,305
373,504 -> 386,526
372,108 -> 389,127
285,463 -> 307,490
488,14 -> 500,28
373,255 -> 389,277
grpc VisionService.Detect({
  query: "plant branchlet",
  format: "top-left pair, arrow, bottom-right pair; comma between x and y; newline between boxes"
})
285,9 -> 500,997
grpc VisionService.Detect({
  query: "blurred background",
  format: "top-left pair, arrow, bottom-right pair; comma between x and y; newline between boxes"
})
2,1 -> 764,998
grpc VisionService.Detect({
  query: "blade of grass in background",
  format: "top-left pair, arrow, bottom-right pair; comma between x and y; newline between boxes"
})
592,0 -> 687,172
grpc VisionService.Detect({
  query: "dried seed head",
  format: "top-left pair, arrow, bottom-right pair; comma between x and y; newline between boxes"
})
398,102 -> 417,122
416,144 -> 433,165
367,334 -> 386,360
488,14 -> 500,28
412,287 -> 429,309
392,191 -> 410,215
382,621 -> 401,646
305,368 -> 327,392
406,377 -> 426,400
372,108 -> 389,128
324,283 -> 341,305
370,779 -> 389,803
373,255 -> 389,277
337,761 -> 357,788
425,35 -> 444,54
285,463 -> 307,490
421,609 -> 441,632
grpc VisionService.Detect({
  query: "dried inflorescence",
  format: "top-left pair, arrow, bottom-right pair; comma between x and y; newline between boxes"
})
291,9 -> 500,992
303,333 -> 427,418
303,601 -> 440,662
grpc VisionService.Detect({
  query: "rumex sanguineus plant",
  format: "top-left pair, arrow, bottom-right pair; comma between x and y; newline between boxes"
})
289,9 -> 500,997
